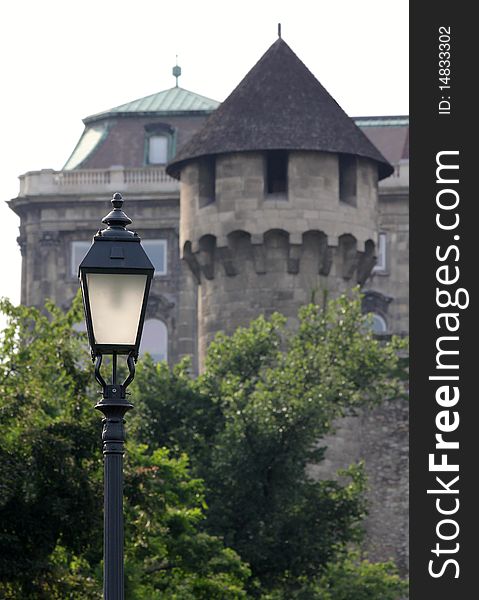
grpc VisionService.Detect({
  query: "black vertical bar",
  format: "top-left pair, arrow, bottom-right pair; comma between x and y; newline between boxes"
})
112,352 -> 117,385
97,378 -> 132,599
104,447 -> 124,600
411,4 -> 474,598
95,354 -> 135,599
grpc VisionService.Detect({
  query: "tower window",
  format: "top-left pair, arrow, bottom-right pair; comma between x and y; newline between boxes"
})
148,135 -> 168,164
198,157 -> 216,207
266,150 -> 288,195
339,154 -> 357,205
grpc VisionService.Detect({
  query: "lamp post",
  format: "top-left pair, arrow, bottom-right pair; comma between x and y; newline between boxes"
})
79,192 -> 154,600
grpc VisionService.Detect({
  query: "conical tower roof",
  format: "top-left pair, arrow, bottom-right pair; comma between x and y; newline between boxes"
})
167,38 -> 393,180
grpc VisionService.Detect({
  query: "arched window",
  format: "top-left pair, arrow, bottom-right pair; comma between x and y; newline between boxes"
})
361,291 -> 392,333
370,313 -> 388,335
139,319 -> 168,362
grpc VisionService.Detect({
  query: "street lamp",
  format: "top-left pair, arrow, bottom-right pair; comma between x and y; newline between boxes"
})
79,192 -> 154,600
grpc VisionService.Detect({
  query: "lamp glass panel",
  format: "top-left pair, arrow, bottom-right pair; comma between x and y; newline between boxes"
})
87,273 -> 147,345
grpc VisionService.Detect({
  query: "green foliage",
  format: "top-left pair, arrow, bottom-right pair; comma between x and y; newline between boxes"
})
315,554 -> 408,599
0,290 -> 408,598
0,295 -> 249,598
0,296 -> 102,598
261,552 -> 408,599
129,291 -> 407,593
124,445 -> 250,598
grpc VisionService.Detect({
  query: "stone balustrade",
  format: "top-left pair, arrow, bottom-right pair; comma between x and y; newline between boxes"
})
18,166 -> 179,196
17,161 -> 405,198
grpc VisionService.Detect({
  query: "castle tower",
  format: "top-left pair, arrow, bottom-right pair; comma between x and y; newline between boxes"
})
167,38 -> 393,364
167,39 -> 408,572
8,40 -> 408,568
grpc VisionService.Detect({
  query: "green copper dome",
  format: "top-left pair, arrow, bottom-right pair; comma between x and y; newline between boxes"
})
84,87 -> 220,123
63,86 -> 220,170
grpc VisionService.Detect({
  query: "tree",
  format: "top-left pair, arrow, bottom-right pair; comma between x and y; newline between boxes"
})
123,445 -> 249,599
0,291 -> 407,598
261,553 -> 407,599
128,291 -> 407,595
0,298 -> 102,597
0,297 -> 249,599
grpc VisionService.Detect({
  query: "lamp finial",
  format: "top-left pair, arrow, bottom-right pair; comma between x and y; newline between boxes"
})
99,192 -> 134,237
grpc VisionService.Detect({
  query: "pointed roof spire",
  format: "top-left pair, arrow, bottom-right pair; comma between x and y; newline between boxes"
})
167,38 -> 393,180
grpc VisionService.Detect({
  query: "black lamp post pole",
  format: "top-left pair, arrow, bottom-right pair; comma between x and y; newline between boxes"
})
79,193 -> 154,600
94,354 -> 134,599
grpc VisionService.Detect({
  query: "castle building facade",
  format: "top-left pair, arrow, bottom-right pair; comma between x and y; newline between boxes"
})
8,38 -> 409,570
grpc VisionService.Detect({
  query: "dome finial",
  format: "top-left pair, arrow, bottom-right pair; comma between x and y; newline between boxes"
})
278,23 -> 281,38
172,55 -> 181,87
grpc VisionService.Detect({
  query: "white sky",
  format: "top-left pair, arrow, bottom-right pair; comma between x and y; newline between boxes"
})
0,0 -> 408,330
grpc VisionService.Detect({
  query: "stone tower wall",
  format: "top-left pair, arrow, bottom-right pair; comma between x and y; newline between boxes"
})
181,151 -> 378,251
309,398 -> 409,572
180,151 -> 379,359
179,150 -> 408,571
